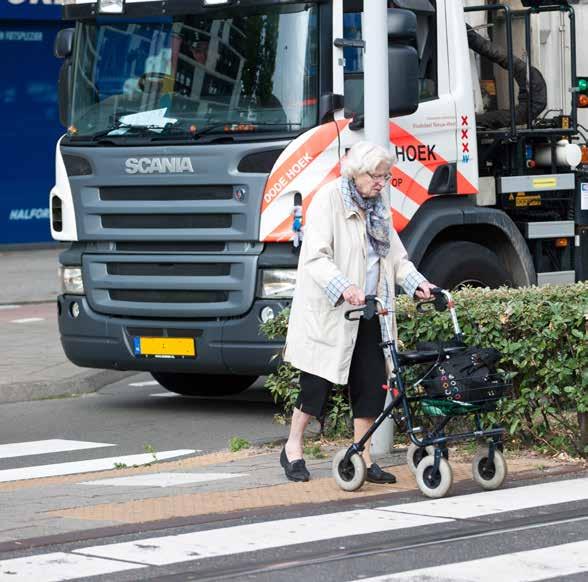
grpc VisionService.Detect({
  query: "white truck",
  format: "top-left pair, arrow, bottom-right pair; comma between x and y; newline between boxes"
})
51,0 -> 587,396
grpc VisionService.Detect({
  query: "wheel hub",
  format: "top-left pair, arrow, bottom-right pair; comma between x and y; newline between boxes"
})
478,458 -> 496,479
423,466 -> 442,488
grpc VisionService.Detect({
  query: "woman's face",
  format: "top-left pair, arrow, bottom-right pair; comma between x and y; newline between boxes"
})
353,161 -> 391,198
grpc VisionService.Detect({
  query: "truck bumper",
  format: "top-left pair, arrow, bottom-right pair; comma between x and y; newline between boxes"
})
57,295 -> 287,376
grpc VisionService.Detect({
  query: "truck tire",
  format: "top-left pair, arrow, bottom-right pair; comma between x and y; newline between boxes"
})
419,241 -> 512,289
151,373 -> 258,397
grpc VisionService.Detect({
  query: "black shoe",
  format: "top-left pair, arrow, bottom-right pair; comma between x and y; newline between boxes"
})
280,447 -> 310,482
366,463 -> 397,484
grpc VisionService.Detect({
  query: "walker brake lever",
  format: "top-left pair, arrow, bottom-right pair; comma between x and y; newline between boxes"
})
416,288 -> 448,313
344,307 -> 364,321
344,295 -> 379,321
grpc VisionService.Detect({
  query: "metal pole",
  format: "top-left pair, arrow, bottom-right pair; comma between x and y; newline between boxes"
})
363,1 -> 394,459
363,0 -> 390,150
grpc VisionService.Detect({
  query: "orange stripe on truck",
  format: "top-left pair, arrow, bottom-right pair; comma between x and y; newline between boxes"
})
390,121 -> 477,195
262,119 -> 350,212
391,166 -> 429,206
264,161 -> 342,242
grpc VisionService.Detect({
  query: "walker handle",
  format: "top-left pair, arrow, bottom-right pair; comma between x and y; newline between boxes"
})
344,295 -> 384,321
416,287 -> 449,313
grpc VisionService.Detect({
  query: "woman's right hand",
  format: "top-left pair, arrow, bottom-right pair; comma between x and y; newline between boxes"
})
343,284 -> 365,306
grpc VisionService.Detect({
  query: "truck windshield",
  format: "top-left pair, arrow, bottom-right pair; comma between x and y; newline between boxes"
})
69,5 -> 318,140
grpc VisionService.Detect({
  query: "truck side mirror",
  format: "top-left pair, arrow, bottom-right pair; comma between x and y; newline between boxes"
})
388,9 -> 419,118
54,28 -> 75,59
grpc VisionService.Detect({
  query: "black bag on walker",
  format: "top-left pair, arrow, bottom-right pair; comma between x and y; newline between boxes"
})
424,347 -> 504,404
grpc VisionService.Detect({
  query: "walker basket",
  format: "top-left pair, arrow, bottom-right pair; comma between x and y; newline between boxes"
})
418,346 -> 511,416
419,373 -> 512,417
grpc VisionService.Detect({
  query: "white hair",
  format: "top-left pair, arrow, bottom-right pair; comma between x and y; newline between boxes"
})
340,141 -> 396,179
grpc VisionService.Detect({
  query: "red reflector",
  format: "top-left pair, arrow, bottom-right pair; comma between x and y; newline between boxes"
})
392,388 -> 400,398
579,94 -> 588,108
382,384 -> 389,391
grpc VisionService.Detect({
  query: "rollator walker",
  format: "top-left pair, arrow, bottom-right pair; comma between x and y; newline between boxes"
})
332,289 -> 511,498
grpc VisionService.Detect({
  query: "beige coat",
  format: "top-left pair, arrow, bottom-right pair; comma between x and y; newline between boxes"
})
283,180 -> 424,385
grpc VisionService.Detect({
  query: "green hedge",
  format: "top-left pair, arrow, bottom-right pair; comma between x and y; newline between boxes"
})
261,282 -> 588,456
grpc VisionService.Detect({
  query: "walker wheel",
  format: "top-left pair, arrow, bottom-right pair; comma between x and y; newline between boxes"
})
406,443 -> 435,475
415,456 -> 453,498
472,449 -> 507,490
332,448 -> 367,492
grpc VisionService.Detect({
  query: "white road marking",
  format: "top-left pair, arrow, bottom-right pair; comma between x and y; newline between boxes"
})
0,439 -> 115,460
129,380 -> 159,387
74,477 -> 588,567
0,552 -> 145,581
81,472 -> 248,488
0,450 -> 196,483
75,510 -> 450,566
150,392 -> 176,397
10,317 -> 45,324
351,540 -> 588,581
0,304 -> 19,310
377,477 -> 588,519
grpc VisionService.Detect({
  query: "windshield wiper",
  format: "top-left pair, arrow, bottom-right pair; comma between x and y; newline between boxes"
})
69,121 -> 182,142
190,121 -> 302,140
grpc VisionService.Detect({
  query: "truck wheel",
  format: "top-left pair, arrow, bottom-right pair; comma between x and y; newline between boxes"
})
419,241 -> 512,289
151,373 -> 257,397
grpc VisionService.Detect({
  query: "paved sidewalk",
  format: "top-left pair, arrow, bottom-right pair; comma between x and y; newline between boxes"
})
0,445 -> 583,546
0,247 -> 133,403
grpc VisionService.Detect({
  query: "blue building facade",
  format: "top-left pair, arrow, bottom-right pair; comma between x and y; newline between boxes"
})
0,0 -> 64,244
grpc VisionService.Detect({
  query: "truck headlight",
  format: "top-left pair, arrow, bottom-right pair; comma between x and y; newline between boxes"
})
260,269 -> 297,299
60,266 -> 85,295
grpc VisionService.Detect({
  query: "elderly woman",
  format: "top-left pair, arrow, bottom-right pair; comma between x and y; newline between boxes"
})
281,141 -> 437,483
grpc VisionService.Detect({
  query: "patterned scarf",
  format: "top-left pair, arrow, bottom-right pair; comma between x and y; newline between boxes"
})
341,177 -> 391,258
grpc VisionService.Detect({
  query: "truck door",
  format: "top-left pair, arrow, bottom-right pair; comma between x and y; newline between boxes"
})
343,0 -> 458,232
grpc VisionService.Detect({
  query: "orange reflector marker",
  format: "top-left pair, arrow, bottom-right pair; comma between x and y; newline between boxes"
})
579,94 -> 588,108
581,145 -> 588,165
555,238 -> 569,248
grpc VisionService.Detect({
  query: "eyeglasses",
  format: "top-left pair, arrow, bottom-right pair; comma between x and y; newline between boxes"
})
367,172 -> 391,182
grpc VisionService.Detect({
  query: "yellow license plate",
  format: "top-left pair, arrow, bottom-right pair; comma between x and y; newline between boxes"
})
134,337 -> 196,358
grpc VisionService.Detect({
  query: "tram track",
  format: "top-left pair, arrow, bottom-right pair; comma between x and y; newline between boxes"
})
152,506 -> 588,581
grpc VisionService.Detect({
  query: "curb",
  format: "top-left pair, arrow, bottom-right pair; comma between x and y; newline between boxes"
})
0,369 -> 137,404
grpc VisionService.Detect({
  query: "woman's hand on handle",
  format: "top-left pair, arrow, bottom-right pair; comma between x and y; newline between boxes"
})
414,281 -> 438,301
343,285 -> 366,306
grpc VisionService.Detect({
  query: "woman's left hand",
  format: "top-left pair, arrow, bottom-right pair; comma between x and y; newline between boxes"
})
414,281 -> 438,300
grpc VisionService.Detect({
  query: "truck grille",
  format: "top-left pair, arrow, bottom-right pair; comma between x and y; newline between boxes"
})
83,254 -> 257,318
77,184 -> 250,241
101,214 -> 232,230
115,242 -> 225,253
100,185 -> 234,201
109,290 -> 228,303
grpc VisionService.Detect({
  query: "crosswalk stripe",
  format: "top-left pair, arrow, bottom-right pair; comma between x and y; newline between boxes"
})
73,477 -> 588,567
377,477 -> 588,519
0,450 -> 196,483
75,510 -> 451,566
81,472 -> 247,488
0,439 -> 115,460
0,552 -> 146,581
352,540 -> 588,581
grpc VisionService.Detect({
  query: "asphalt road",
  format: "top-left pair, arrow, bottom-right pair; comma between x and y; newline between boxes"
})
0,375 -> 586,581
0,374 -> 291,467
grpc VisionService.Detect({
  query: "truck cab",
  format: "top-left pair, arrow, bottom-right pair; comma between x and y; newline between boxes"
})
51,0 -> 586,395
